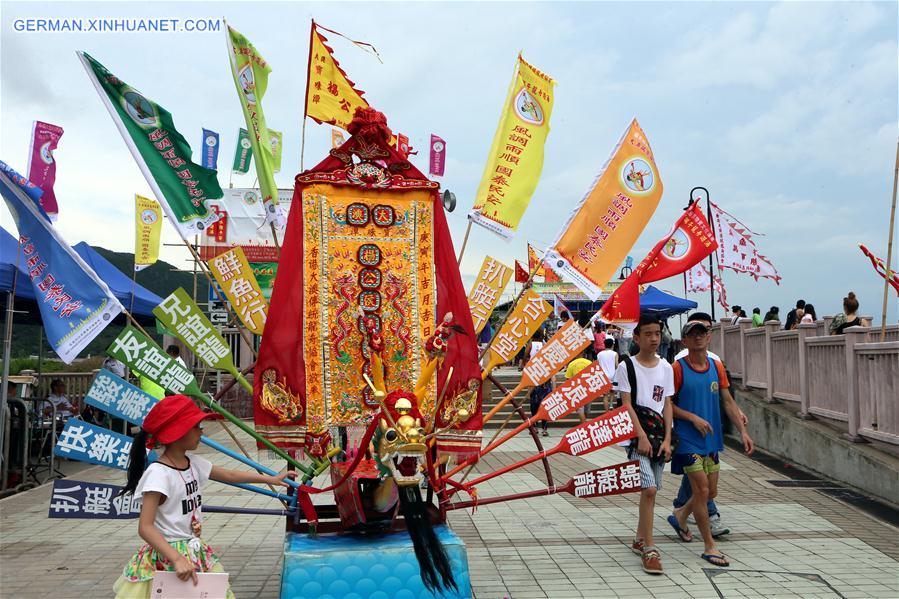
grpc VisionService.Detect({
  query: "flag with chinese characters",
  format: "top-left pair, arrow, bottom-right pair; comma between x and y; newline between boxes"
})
397,133 -> 410,158
686,262 -> 729,310
305,21 -> 370,131
1,167 -> 123,364
520,319 -> 592,387
545,119 -> 663,300
467,256 -> 512,336
709,200 -> 781,284
859,244 -> 899,296
134,194 -> 162,271
600,202 -> 717,323
78,52 -> 223,239
527,243 -> 546,277
153,288 -> 240,376
200,128 -> 219,170
232,128 -> 253,174
107,327 -> 204,399
469,54 -> 555,240
429,134 -> 446,176
208,246 -> 269,334
482,288 -> 552,374
226,25 -> 283,227
27,121 -> 64,219
514,259 -> 529,283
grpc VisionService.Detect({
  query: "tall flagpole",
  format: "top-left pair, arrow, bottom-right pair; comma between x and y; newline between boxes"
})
300,19 -> 315,173
881,140 -> 898,341
690,186 -> 714,320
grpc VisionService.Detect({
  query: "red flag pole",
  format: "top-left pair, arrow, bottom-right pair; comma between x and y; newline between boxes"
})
881,141 -> 898,341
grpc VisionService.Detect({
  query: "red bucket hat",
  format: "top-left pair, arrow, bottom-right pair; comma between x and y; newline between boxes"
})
142,394 -> 217,448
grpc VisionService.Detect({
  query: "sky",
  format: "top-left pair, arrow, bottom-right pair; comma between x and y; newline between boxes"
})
2,1 -> 897,324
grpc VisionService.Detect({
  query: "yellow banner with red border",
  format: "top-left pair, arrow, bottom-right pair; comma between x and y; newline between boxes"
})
482,288 -> 552,376
207,246 -> 269,335
467,256 -> 512,336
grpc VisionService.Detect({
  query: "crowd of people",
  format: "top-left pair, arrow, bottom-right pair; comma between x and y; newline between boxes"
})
730,290 -> 869,334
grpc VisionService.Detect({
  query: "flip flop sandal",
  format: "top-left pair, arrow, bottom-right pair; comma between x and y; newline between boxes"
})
667,514 -> 693,542
701,553 -> 730,567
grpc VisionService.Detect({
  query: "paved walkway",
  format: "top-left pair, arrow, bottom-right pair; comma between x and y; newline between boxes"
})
1,421 -> 897,598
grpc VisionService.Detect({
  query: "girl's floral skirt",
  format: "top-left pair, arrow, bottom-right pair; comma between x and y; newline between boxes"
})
113,538 -> 235,598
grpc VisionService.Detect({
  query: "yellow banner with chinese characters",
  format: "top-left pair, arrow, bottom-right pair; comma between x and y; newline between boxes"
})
544,119 -> 663,301
305,23 -> 370,131
207,246 -> 269,335
467,256 -> 512,336
527,243 -> 546,277
470,54 -> 555,240
482,288 -> 552,376
134,194 -> 162,272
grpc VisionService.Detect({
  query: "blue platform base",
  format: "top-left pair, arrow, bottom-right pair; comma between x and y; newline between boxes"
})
280,525 -> 471,599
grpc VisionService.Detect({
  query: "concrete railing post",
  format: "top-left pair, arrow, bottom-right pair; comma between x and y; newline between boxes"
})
797,323 -> 816,419
738,318 -> 752,383
764,321 -> 779,402
843,326 -> 868,442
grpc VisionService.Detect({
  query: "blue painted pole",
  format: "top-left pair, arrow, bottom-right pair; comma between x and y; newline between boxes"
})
200,435 -> 301,489
204,505 -> 296,516
222,480 -> 295,503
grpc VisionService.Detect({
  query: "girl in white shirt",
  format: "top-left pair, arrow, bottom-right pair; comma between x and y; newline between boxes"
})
113,394 -> 295,598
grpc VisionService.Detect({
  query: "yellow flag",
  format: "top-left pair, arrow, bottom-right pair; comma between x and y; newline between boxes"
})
467,256 -> 512,336
305,22 -> 369,131
134,194 -> 162,272
544,119 -> 663,300
527,243 -> 546,277
269,129 -> 283,173
482,288 -> 552,376
470,54 -> 555,240
207,247 -> 269,335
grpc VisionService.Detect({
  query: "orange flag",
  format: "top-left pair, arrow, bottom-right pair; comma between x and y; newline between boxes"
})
305,21 -> 370,130
544,119 -> 663,300
527,243 -> 546,277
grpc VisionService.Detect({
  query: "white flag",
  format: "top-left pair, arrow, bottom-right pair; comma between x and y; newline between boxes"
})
709,201 -> 781,284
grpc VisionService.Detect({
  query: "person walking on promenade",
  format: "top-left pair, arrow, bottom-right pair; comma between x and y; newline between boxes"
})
729,306 -> 742,325
114,395 -> 295,598
615,315 -> 674,575
830,292 -> 870,334
525,329 -> 552,435
800,304 -> 817,324
597,338 -> 619,412
591,321 -> 606,361
565,350 -> 594,423
751,308 -> 763,327
762,306 -> 780,324
668,321 -> 754,568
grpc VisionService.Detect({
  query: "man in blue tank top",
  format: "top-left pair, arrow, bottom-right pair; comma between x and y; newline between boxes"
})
668,320 -> 754,568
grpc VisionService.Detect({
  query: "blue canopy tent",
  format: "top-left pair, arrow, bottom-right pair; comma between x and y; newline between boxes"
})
1,227 -> 161,318
635,285 -> 697,319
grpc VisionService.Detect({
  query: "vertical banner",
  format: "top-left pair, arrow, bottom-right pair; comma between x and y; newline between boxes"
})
1,168 -> 124,364
269,129 -> 283,173
201,128 -> 220,170
232,128 -> 253,174
467,256 -> 512,336
482,288 -> 552,374
544,119 -> 663,300
429,134 -> 446,177
397,133 -> 410,158
304,22 -> 370,130
520,319 -> 593,387
527,243 -> 547,277
107,326 -> 203,399
207,246 -> 269,334
78,51 -> 223,239
26,120 -> 64,218
134,194 -> 162,271
226,25 -> 282,226
153,288 -> 238,375
331,129 -> 345,149
469,54 -> 555,240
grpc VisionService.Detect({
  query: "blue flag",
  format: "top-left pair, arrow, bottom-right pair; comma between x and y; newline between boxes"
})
49,479 -> 143,519
54,420 -> 155,469
201,128 -> 220,170
0,160 -> 48,220
84,369 -> 158,423
0,168 -> 124,363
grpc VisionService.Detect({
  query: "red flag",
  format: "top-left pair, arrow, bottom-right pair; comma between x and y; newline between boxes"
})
600,202 -> 717,322
859,244 -> 899,296
397,133 -> 410,158
514,260 -> 529,283
544,267 -> 562,282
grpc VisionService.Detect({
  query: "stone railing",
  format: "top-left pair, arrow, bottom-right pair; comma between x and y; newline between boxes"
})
709,319 -> 899,446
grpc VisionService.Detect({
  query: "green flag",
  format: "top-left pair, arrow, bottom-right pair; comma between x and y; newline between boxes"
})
226,24 -> 282,226
107,326 -> 204,400
78,52 -> 223,239
269,129 -> 283,174
231,128 -> 253,174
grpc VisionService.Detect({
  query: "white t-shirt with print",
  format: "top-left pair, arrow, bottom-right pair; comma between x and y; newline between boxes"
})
614,357 -> 674,416
135,453 -> 213,541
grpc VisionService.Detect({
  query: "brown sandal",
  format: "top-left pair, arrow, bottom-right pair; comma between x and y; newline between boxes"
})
641,547 -> 663,574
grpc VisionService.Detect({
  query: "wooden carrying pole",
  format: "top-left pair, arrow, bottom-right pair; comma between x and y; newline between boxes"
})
881,140 -> 898,341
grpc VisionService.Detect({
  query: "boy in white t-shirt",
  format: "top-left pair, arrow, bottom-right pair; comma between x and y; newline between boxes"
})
597,338 -> 619,412
614,315 -> 674,575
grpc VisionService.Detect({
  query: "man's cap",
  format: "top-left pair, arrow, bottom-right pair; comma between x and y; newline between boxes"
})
682,321 -> 710,336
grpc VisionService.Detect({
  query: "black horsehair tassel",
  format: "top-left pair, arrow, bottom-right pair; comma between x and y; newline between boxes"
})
398,485 -> 457,592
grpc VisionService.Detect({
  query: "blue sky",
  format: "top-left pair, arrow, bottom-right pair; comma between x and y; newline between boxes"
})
2,1 -> 897,323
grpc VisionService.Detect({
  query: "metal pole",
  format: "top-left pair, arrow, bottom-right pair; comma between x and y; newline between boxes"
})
689,187 -> 714,320
0,291 -> 13,474
880,140 -> 898,341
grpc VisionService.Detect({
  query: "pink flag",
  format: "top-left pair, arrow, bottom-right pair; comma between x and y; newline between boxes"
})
709,201 -> 781,284
429,134 -> 446,176
27,121 -> 64,219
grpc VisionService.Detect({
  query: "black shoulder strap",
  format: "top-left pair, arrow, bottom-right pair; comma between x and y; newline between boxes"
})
622,355 -> 637,399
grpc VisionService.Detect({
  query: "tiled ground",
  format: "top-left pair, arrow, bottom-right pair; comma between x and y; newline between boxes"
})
1,420 -> 897,598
